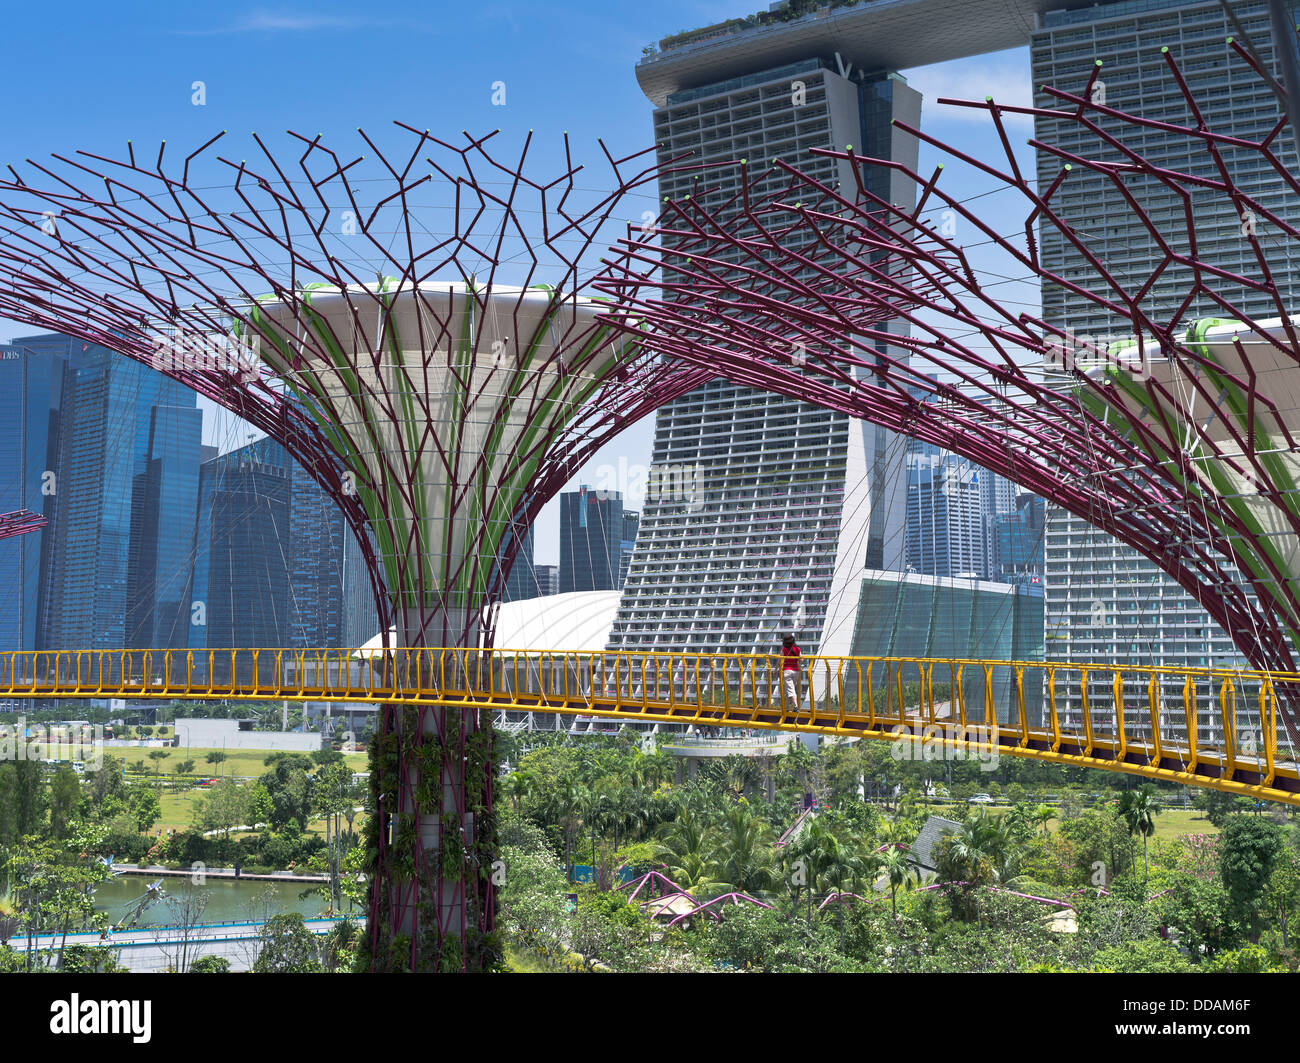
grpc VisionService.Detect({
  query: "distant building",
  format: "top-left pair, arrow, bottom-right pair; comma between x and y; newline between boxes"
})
535,564 -> 559,597
560,486 -> 624,593
500,521 -> 539,602
612,20 -> 921,661
906,455 -> 988,580
618,510 -> 640,590
848,570 -> 1045,725
190,436 -> 373,673
190,438 -> 291,659
173,717 -> 321,753
1031,0 -> 1291,695
0,339 -> 69,652
995,494 -> 1045,584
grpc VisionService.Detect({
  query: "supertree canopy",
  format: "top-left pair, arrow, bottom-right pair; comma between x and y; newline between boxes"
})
595,44 -> 1300,747
0,509 -> 46,541
0,126 -> 708,969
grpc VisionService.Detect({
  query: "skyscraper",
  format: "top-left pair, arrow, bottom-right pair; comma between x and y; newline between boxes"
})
906,455 -> 988,580
0,340 -> 67,652
560,486 -> 624,593
190,435 -> 373,658
535,564 -> 559,597
500,521 -> 539,602
126,403 -> 205,647
995,494 -> 1046,584
613,18 -> 921,660
191,438 -> 292,657
2,334 -> 204,651
1031,0 -> 1297,688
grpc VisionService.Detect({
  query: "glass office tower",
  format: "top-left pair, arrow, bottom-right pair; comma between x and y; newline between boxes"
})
0,340 -> 67,652
560,485 -> 624,593
191,435 -> 372,657
4,334 -> 204,651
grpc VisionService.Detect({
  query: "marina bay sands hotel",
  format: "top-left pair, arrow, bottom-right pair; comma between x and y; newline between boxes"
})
609,0 -> 1299,716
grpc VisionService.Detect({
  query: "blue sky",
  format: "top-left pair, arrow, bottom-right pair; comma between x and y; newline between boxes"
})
0,1 -> 1039,564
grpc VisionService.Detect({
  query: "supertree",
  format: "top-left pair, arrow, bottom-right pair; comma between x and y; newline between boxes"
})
0,509 -> 46,540
0,126 -> 708,969
595,44 -> 1300,751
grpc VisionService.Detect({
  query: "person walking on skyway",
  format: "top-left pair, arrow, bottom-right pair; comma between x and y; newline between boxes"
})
779,634 -> 802,713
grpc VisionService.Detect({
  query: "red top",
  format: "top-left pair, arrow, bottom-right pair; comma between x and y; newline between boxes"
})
782,645 -> 800,671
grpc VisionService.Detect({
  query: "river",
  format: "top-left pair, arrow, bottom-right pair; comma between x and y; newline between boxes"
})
92,873 -> 362,927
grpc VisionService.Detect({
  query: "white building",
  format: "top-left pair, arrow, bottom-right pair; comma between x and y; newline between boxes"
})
612,30 -> 923,665
173,717 -> 321,752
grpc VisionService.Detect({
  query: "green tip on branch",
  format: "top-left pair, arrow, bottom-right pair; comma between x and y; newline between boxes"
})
1064,164 -> 1073,171
1095,60 -> 1103,67
845,144 -> 853,151
1227,36 -> 1234,43
1161,46 -> 1169,53
985,95 -> 993,101
740,158 -> 747,165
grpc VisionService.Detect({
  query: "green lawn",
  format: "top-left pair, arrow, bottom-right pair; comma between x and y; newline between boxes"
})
153,785 -> 353,837
113,745 -> 367,779
920,800 -> 1223,841
156,789 -> 204,833
1041,807 -> 1219,840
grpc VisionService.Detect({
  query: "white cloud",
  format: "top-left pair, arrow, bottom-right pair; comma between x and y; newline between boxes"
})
173,10 -> 429,36
902,51 -> 1034,126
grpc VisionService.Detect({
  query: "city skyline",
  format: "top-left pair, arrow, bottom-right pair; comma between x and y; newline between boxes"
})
0,1 -> 1041,572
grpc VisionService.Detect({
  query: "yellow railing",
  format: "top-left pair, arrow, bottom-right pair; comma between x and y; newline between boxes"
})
2,647 -> 1298,804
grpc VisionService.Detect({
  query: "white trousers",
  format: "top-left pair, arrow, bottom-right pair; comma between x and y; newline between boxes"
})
783,670 -> 801,710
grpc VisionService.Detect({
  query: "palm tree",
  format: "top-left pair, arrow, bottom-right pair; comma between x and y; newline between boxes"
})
879,845 -> 917,918
556,779 -> 586,882
879,814 -> 919,849
642,747 -> 672,789
707,802 -> 776,895
656,810 -> 726,894
722,755 -> 759,802
1004,803 -> 1035,839
500,770 -> 533,846
1118,785 -> 1160,885
935,811 -> 1008,921
1033,803 -> 1055,837
782,816 -> 837,921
